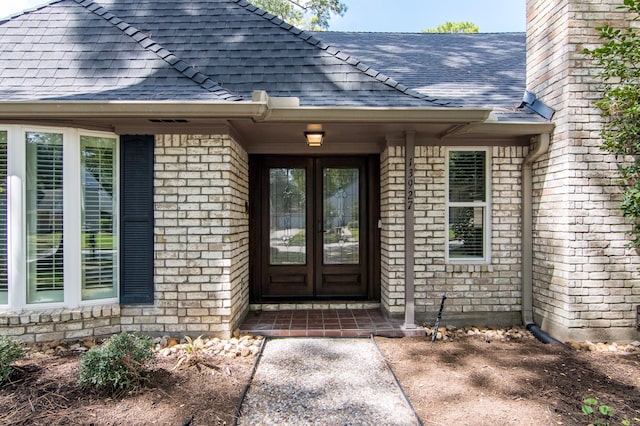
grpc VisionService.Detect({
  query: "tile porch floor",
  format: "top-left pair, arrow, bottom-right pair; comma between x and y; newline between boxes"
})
239,309 -> 426,338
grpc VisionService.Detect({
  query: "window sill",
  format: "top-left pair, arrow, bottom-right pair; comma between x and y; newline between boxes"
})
0,303 -> 120,326
445,263 -> 493,273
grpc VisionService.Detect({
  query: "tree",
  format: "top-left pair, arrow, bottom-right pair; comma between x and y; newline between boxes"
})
422,21 -> 479,33
249,0 -> 346,30
585,0 -> 640,248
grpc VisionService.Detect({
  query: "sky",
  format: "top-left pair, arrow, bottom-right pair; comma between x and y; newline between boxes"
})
0,0 -> 526,33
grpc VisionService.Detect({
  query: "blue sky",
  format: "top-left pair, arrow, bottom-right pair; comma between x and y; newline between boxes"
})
1,0 -> 526,33
331,0 -> 526,33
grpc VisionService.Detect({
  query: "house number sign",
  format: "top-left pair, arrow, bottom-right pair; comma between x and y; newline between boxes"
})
407,156 -> 414,211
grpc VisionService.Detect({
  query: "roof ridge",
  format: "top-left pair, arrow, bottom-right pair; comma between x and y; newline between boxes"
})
232,0 -> 450,107
72,0 -> 244,101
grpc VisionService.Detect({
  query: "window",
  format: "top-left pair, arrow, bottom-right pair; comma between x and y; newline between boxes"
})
81,136 -> 118,300
446,148 -> 490,262
2,126 -> 119,310
26,131 -> 65,303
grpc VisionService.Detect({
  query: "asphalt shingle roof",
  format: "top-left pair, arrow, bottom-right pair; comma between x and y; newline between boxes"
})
312,31 -> 526,109
0,0 -> 448,107
85,0 -> 444,106
0,0 -> 533,116
0,0 -> 243,101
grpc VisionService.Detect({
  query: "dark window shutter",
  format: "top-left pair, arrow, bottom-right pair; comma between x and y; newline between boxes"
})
120,135 -> 154,304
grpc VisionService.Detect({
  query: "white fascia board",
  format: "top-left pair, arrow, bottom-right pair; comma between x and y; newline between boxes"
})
0,101 -> 269,119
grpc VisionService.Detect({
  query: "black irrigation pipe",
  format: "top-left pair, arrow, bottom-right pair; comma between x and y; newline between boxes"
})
233,336 -> 268,426
526,323 -> 572,348
370,334 -> 424,426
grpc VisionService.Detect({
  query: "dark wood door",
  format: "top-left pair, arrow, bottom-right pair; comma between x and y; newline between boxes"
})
254,156 -> 370,300
314,157 -> 367,297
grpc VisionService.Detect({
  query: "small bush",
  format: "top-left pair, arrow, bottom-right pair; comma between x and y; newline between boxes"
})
77,332 -> 155,392
0,336 -> 25,383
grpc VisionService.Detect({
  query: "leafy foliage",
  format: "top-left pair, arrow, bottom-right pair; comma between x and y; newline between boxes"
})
249,0 -> 346,30
581,397 -> 631,426
0,336 -> 25,383
77,333 -> 155,393
172,335 -> 221,372
585,0 -> 640,249
422,21 -> 479,33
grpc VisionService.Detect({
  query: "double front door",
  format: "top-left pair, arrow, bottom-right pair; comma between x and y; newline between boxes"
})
250,156 -> 379,300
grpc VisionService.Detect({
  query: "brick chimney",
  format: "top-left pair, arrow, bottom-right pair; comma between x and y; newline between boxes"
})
525,0 -> 640,342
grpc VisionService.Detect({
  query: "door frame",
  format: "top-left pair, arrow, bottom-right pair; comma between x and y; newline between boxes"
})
249,154 -> 381,302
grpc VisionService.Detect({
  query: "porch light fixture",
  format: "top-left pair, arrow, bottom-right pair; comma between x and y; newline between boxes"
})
305,130 -> 324,147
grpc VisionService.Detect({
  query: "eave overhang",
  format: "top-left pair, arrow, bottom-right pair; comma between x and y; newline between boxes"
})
0,92 -> 554,154
259,106 -> 493,124
0,101 -> 269,119
0,100 -> 492,124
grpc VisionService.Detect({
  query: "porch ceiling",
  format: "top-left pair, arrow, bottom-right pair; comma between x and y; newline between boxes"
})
232,119 -> 538,154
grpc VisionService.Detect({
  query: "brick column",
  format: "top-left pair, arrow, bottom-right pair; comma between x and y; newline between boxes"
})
380,146 -> 406,317
139,133 -> 249,339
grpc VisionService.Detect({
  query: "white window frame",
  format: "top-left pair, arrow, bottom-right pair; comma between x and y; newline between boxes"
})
445,147 -> 492,264
1,125 -> 119,311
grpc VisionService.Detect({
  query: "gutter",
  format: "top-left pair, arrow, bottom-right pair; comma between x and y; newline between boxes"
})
0,100 -> 270,119
0,92 -> 493,124
521,133 -> 565,345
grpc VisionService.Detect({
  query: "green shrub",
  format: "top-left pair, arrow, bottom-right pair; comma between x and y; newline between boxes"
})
77,332 -> 155,392
0,336 -> 25,383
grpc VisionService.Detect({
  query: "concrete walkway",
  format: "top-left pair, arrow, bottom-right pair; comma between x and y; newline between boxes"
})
236,338 -> 421,425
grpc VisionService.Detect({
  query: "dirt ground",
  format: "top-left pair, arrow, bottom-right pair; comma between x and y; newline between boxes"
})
0,342 -> 256,426
1,331 -> 639,426
376,333 -> 640,426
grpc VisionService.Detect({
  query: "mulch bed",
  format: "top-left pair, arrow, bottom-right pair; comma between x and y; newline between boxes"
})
1,330 -> 639,425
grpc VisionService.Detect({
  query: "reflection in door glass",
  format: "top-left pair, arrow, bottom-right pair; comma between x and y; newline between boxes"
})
269,168 -> 306,265
323,168 -> 359,264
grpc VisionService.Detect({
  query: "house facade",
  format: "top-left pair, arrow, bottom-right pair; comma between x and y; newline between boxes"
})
0,0 -> 638,343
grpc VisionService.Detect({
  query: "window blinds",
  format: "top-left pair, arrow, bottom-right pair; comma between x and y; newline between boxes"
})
81,136 -> 117,300
448,151 -> 486,202
448,150 -> 487,259
26,132 -> 64,303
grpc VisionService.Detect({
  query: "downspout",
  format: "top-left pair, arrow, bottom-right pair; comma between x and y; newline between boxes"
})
521,133 -> 563,344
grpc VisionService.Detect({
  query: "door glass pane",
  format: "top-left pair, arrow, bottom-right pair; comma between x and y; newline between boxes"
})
323,168 -> 359,264
0,131 -> 7,304
269,168 -> 306,265
26,131 -> 64,304
81,136 -> 118,300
